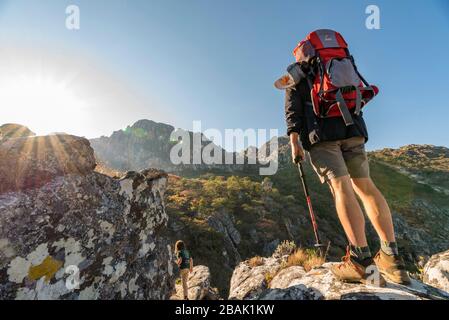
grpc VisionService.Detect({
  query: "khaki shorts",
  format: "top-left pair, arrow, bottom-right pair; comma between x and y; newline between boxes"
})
308,136 -> 370,183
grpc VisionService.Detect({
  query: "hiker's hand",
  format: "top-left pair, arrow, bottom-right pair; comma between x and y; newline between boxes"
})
189,267 -> 193,273
292,146 -> 305,164
291,141 -> 305,164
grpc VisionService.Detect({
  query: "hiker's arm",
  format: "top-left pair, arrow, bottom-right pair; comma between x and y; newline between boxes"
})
189,258 -> 193,273
290,132 -> 304,162
284,87 -> 304,136
285,87 -> 305,162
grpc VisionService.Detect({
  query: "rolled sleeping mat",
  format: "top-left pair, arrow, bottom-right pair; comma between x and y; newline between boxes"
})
274,63 -> 306,90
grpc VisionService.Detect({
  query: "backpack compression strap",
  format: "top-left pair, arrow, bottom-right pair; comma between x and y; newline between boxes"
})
335,89 -> 355,126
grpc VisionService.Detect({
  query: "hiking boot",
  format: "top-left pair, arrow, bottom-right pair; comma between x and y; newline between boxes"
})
331,251 -> 386,287
374,250 -> 411,285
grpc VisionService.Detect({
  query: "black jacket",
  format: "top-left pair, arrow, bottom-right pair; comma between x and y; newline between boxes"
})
284,79 -> 369,150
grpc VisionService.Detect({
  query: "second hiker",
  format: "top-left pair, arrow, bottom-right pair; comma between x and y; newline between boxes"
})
175,240 -> 194,300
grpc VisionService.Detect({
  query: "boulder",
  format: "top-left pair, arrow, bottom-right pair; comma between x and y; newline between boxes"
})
171,265 -> 220,300
423,249 -> 449,293
0,134 -> 175,300
269,266 -> 306,289
228,257 -> 283,300
0,134 -> 96,194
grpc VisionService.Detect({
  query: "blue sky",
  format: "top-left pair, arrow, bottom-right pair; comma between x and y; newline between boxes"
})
0,0 -> 448,150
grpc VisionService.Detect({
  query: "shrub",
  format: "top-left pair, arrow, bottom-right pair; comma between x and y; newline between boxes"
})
286,248 -> 325,272
273,240 -> 297,258
248,256 -> 264,268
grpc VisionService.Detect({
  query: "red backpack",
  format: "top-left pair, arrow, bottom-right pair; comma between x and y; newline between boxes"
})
293,29 -> 379,126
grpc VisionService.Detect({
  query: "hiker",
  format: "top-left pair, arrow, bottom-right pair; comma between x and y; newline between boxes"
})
175,240 -> 193,300
278,29 -> 411,286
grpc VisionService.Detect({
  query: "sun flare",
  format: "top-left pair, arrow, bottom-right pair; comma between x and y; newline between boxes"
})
0,74 -> 90,136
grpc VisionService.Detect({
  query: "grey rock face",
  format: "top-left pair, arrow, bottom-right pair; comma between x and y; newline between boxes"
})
207,211 -> 241,247
0,134 -> 175,300
171,265 -> 220,300
207,211 -> 242,263
0,135 -> 96,194
423,249 -> 449,293
229,255 -> 449,300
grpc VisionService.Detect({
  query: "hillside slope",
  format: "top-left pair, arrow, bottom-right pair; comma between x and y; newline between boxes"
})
369,144 -> 449,195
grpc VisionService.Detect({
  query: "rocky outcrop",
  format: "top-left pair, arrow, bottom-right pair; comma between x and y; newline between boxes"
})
0,135 -> 96,194
171,265 -> 220,300
207,211 -> 242,263
423,250 -> 449,293
229,254 -> 449,300
0,124 -> 35,141
0,134 -> 175,300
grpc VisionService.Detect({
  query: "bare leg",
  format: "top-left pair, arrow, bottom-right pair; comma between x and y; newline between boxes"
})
328,175 -> 368,247
181,269 -> 189,299
351,178 -> 395,242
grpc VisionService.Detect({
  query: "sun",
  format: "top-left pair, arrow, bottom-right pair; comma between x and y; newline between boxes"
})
0,74 -> 90,136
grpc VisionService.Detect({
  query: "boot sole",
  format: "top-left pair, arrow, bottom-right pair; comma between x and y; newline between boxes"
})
337,277 -> 386,288
379,270 -> 411,286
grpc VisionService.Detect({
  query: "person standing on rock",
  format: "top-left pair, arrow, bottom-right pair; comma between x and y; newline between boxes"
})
175,240 -> 193,300
279,29 -> 411,286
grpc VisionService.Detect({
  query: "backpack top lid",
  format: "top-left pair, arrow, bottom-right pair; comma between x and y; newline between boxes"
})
293,29 -> 348,62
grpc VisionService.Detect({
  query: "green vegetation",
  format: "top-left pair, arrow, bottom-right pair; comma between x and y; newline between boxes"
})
369,145 -> 449,192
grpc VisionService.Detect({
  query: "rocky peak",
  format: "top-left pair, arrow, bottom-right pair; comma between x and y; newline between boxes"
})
0,123 -> 35,141
90,119 -> 258,173
131,119 -> 175,133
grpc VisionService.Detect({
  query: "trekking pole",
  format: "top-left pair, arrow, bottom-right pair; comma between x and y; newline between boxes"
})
295,156 -> 328,257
